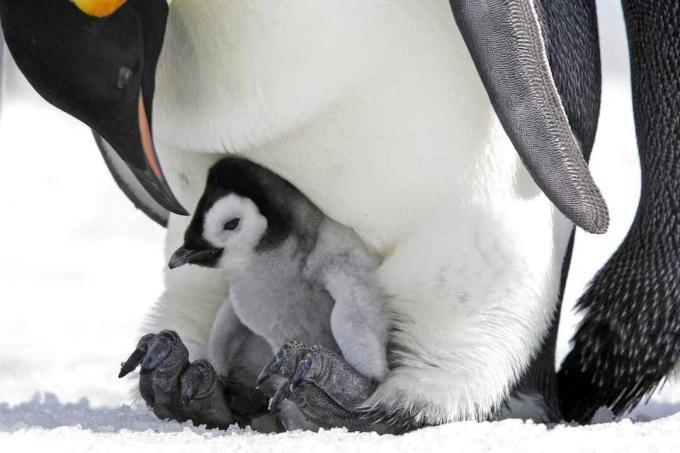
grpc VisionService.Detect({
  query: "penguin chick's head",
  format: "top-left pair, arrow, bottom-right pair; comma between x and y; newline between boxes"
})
169,159 -> 296,273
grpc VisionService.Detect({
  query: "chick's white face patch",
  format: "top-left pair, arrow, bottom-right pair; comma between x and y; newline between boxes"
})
202,194 -> 268,273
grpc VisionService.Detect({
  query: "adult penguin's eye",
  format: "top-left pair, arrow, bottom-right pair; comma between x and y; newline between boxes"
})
117,66 -> 133,89
224,218 -> 241,231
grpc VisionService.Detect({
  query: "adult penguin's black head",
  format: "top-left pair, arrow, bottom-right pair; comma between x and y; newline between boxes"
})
0,0 -> 186,215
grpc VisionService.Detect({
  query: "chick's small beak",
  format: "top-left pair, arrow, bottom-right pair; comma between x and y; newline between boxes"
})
168,246 -> 221,269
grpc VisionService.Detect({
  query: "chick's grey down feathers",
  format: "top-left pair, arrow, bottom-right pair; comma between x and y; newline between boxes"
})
188,158 -> 390,383
123,158 -> 391,431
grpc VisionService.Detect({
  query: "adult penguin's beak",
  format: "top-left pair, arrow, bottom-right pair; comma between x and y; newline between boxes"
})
0,0 -> 188,215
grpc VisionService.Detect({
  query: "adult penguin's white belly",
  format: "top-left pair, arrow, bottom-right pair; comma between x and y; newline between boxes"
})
150,0 -> 572,422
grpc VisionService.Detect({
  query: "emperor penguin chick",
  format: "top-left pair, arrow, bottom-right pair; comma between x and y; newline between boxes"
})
169,157 -> 389,382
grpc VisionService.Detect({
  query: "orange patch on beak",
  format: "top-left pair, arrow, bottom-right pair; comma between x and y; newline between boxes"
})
138,91 -> 163,180
71,0 -> 127,18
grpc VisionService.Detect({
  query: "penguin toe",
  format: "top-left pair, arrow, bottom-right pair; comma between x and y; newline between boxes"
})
256,341 -> 310,389
179,359 -> 234,429
118,331 -> 192,424
258,342 -> 380,430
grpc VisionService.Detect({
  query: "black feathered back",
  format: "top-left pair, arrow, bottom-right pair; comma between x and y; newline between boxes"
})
559,1 -> 680,423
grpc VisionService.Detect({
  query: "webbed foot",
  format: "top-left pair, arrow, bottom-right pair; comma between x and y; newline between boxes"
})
257,341 -> 396,432
119,330 -> 233,429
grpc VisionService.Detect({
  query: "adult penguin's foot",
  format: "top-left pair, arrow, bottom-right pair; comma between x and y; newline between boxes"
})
119,330 -> 234,429
256,341 -> 405,434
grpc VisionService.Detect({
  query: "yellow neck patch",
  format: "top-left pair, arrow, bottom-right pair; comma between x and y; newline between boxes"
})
71,0 -> 128,18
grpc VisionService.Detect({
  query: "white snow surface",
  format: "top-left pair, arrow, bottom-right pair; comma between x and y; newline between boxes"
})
2,395 -> 680,453
1,1 -> 680,451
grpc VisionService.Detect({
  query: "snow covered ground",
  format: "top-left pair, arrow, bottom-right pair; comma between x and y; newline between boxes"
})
1,1 -> 679,451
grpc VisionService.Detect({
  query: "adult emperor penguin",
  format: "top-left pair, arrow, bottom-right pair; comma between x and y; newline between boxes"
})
0,0 -> 677,429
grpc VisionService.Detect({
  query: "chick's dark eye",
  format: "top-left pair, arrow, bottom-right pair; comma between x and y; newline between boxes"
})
223,218 -> 241,231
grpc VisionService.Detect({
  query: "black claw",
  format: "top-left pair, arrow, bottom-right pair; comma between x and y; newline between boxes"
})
266,349 -> 315,414
269,353 -> 312,412
256,354 -> 282,388
180,361 -> 215,404
268,381 -> 294,414
181,369 -> 202,404
291,355 -> 312,387
141,336 -> 172,372
119,347 -> 147,378
119,333 -> 156,378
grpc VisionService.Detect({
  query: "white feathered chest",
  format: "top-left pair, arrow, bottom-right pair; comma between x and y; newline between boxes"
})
151,0 -> 573,422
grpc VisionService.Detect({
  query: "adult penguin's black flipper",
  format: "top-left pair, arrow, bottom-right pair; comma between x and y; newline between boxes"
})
559,1 -> 680,423
449,0 -> 609,234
